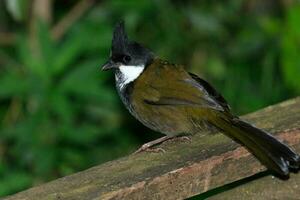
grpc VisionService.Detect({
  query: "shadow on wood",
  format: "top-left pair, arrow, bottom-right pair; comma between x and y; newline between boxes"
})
4,97 -> 300,200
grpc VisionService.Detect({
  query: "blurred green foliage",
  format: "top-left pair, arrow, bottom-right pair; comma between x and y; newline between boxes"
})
0,0 -> 299,197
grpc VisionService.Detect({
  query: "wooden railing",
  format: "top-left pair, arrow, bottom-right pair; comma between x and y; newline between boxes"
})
4,97 -> 300,200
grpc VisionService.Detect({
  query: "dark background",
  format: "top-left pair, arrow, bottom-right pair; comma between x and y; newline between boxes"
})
0,0 -> 299,197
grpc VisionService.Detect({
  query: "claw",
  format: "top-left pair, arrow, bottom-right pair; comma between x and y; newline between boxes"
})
133,136 -> 173,154
179,136 -> 192,143
133,146 -> 165,154
132,135 -> 192,155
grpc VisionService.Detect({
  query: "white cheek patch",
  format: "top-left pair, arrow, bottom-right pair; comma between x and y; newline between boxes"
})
117,65 -> 145,88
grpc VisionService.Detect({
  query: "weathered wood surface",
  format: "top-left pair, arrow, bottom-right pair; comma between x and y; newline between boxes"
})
4,97 -> 300,200
209,173 -> 300,200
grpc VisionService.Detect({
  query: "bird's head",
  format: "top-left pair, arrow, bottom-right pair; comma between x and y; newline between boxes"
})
101,21 -> 154,73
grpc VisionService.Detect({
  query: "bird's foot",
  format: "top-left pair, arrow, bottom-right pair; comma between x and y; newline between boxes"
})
133,136 -> 173,154
171,136 -> 191,143
133,135 -> 192,154
134,146 -> 166,154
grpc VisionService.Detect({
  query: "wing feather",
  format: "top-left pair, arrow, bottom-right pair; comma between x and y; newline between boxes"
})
140,62 -> 227,112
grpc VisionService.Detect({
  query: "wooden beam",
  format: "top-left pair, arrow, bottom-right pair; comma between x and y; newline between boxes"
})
209,173 -> 300,199
4,97 -> 300,200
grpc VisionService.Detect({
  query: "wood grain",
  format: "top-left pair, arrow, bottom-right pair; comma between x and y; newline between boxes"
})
4,97 -> 300,200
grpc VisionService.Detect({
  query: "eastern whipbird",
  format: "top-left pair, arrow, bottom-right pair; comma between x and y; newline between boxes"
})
101,21 -> 300,178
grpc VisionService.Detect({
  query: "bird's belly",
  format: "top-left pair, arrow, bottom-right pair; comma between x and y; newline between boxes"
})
131,103 -> 211,136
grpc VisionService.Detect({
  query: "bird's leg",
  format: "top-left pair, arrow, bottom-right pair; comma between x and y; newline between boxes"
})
133,135 -> 192,154
133,136 -> 174,154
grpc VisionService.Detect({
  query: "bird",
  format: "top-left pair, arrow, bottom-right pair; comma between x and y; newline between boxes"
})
101,21 -> 300,178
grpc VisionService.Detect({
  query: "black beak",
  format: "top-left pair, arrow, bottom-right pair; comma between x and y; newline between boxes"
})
101,60 -> 118,71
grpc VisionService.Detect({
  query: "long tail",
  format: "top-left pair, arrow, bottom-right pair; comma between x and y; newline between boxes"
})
212,115 -> 300,177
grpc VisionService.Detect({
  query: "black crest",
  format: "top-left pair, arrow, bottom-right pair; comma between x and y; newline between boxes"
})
110,21 -> 154,66
112,21 -> 128,56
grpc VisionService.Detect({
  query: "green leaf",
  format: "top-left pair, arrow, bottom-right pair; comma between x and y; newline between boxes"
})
5,0 -> 29,22
60,60 -> 116,102
49,89 -> 74,123
37,21 -> 55,75
53,33 -> 85,75
16,35 -> 47,80
0,71 -> 29,98
0,171 -> 32,196
281,6 -> 300,92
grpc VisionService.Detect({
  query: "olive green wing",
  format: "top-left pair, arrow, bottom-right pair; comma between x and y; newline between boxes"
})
141,63 -> 225,112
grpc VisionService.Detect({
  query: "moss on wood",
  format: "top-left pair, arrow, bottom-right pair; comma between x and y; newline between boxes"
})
4,97 -> 300,200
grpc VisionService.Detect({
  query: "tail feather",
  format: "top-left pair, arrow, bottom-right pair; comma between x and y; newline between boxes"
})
213,115 -> 300,177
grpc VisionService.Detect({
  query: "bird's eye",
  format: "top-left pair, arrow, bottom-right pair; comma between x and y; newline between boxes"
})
122,55 -> 131,64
